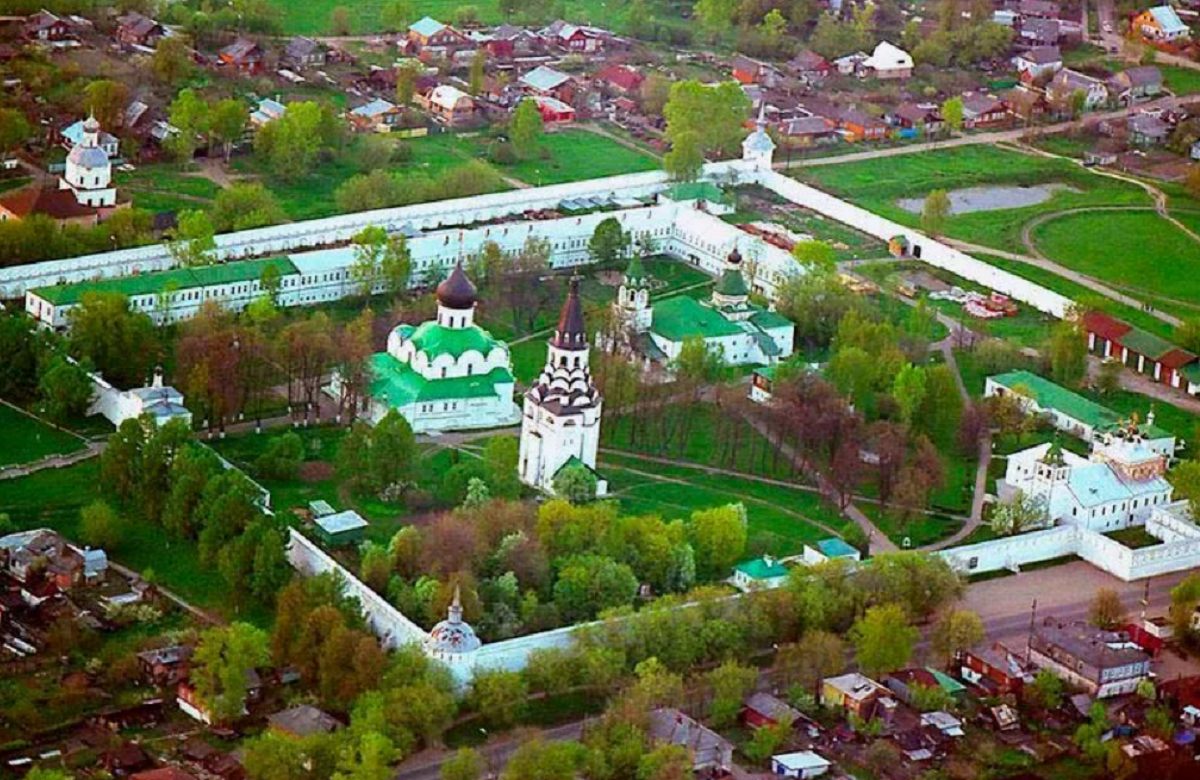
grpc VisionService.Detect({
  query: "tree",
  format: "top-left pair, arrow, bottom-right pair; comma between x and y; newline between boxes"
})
255,102 -> 339,181
637,744 -> 694,780
1090,587 -> 1126,630
335,731 -> 399,780
553,554 -> 638,621
168,210 -> 218,267
0,108 -> 33,157
510,98 -> 544,159
469,49 -> 486,96
441,748 -> 482,780
167,89 -> 209,163
84,80 -> 130,131
688,504 -> 747,579
68,293 -> 158,389
990,490 -> 1049,535
1186,164 -> 1200,200
850,604 -> 918,676
892,364 -> 927,425
1026,667 -> 1064,710
694,0 -> 738,36
37,356 -> 92,424
1049,320 -> 1087,386
553,465 -> 598,504
706,661 -> 758,727
483,436 -> 521,498
152,34 -> 194,85
663,80 -> 750,159
330,6 -> 352,34
590,217 -> 630,266
211,183 -> 285,232
922,190 -> 951,236
470,668 -> 527,728
210,98 -> 248,162
381,0 -> 414,30
397,63 -> 420,107
791,240 -> 836,273
192,622 -> 270,723
663,130 -> 703,182
930,608 -> 985,663
1172,572 -> 1200,642
941,96 -> 964,133
370,410 -> 416,494
80,499 -> 126,550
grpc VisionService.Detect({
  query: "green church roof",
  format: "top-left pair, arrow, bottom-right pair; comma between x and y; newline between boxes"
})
651,295 -> 745,342
734,557 -> 789,579
398,321 -> 507,360
367,352 -> 514,408
714,268 -> 748,298
624,254 -> 648,287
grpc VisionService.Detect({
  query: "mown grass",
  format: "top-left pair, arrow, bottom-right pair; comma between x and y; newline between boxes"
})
1163,65 -> 1200,96
861,504 -> 964,548
0,404 -> 87,468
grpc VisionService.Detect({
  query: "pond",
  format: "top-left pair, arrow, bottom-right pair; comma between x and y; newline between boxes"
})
897,183 -> 1079,215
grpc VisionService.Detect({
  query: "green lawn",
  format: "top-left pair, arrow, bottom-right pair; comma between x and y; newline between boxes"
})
1104,526 -> 1162,548
795,145 -> 1153,255
268,0 -> 651,35
497,131 -> 659,186
0,404 -> 87,468
599,452 -> 848,555
115,164 -> 221,214
860,504 -> 963,548
1030,211 -> 1200,309
1163,65 -> 1200,96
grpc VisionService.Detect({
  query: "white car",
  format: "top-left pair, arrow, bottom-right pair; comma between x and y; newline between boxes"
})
1103,22 -> 1112,32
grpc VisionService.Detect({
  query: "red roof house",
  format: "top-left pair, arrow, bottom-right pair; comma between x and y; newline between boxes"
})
596,64 -> 644,95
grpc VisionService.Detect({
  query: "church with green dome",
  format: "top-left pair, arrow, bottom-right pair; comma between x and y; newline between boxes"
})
337,264 -> 520,432
612,249 -> 794,367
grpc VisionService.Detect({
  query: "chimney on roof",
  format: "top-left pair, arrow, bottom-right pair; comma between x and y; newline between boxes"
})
152,365 -> 163,389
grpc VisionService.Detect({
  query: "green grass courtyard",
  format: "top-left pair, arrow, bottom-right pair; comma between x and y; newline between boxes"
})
0,404 -> 88,468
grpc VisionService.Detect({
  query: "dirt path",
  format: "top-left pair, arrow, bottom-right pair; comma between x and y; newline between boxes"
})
193,158 -> 243,189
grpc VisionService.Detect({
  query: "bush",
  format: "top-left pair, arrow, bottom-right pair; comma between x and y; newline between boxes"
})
488,140 -> 517,166
255,432 -> 303,480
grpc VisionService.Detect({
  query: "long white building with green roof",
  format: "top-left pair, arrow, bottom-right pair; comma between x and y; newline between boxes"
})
334,264 -> 519,432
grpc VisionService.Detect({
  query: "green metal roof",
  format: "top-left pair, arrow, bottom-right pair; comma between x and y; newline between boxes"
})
650,295 -> 744,342
1119,327 -> 1179,361
990,370 -> 1116,429
817,538 -> 859,558
926,667 -> 966,695
750,309 -> 792,330
32,257 -> 299,306
714,268 -> 748,298
624,254 -> 648,287
398,322 -> 507,360
754,365 -> 777,381
734,557 -> 789,579
367,352 -> 514,408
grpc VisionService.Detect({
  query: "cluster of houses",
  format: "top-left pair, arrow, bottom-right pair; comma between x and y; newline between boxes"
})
0,529 -> 116,661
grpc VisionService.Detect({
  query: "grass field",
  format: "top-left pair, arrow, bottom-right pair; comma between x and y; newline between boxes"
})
267,0 -> 644,35
0,404 -> 87,468
861,504 -> 963,548
599,452 -> 849,555
794,145 -> 1154,255
1030,211 -> 1200,310
1163,65 -> 1200,96
115,165 -> 222,214
499,131 -> 659,185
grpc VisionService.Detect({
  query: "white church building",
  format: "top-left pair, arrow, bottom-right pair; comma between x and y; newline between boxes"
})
1002,425 -> 1174,532
335,264 -> 519,432
519,278 -> 607,496
60,115 -> 117,209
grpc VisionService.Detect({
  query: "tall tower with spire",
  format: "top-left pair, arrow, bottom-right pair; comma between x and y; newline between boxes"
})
519,278 -> 607,496
741,104 -> 776,170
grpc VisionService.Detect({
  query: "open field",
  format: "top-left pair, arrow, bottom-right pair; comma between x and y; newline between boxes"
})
860,504 -> 963,548
0,404 -> 87,468
1162,65 -> 1200,96
1029,211 -> 1200,312
599,452 -> 849,555
267,0 -> 646,35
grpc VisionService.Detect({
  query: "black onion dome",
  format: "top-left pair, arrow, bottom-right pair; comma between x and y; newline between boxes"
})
436,263 -> 477,310
727,247 -> 742,266
551,277 -> 587,351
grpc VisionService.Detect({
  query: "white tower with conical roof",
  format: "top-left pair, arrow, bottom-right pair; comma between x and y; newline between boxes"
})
741,104 -> 776,170
518,278 -> 606,496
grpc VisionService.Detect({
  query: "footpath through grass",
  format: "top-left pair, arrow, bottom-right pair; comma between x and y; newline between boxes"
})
0,404 -> 87,468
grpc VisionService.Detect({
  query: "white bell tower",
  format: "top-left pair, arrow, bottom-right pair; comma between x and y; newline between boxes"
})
741,104 -> 776,171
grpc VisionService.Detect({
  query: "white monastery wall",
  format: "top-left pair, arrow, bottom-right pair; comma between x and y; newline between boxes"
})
752,170 -> 1075,318
286,529 -> 429,648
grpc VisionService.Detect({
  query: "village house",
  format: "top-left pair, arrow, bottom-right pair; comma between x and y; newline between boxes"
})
218,38 -> 265,74
1047,68 -> 1109,111
1029,618 -> 1152,697
1109,66 -> 1164,105
284,36 -> 326,69
267,704 -> 341,739
137,644 -> 194,687
115,12 -> 166,48
862,41 -> 913,79
542,20 -> 603,52
771,752 -> 832,779
1020,17 -> 1065,45
956,642 -> 1032,696
837,106 -> 890,141
1133,5 -> 1192,43
787,49 -> 831,82
250,98 -> 286,130
419,85 -> 476,125
519,65 -> 575,102
960,93 -> 1009,128
780,115 -> 839,147
1013,45 -> 1062,81
821,673 -> 896,719
24,10 -> 72,41
833,51 -> 870,76
1128,112 -> 1172,146
103,743 -> 153,777
491,24 -> 542,56
891,103 -> 944,134
885,667 -> 967,707
1016,0 -> 1061,19
407,17 -> 470,57
648,708 -> 734,771
532,95 -> 576,124
731,555 -> 790,591
348,98 -> 403,132
595,64 -> 644,95
742,691 -> 806,730
1004,86 -> 1052,122
0,183 -> 103,226
732,55 -> 785,87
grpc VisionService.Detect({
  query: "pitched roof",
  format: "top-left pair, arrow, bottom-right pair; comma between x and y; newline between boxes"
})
220,38 -> 261,61
782,116 -> 836,135
989,370 -> 1117,428
520,65 -> 572,92
1082,310 -> 1132,342
597,64 -> 644,91
648,708 -> 734,766
551,276 -> 587,351
368,353 -> 513,408
864,41 -> 912,71
1120,66 -> 1163,87
961,92 -> 1005,114
313,511 -> 368,537
395,321 -> 503,360
31,257 -> 299,306
734,556 -> 788,579
1146,5 -> 1188,34
286,36 -> 322,59
1019,45 -> 1062,64
410,16 -> 446,37
650,295 -> 744,341
351,98 -> 399,118
0,184 -> 98,221
131,769 -> 200,780
269,704 -> 341,737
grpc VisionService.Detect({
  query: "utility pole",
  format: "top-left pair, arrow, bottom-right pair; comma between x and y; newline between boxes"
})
1026,598 -> 1038,664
